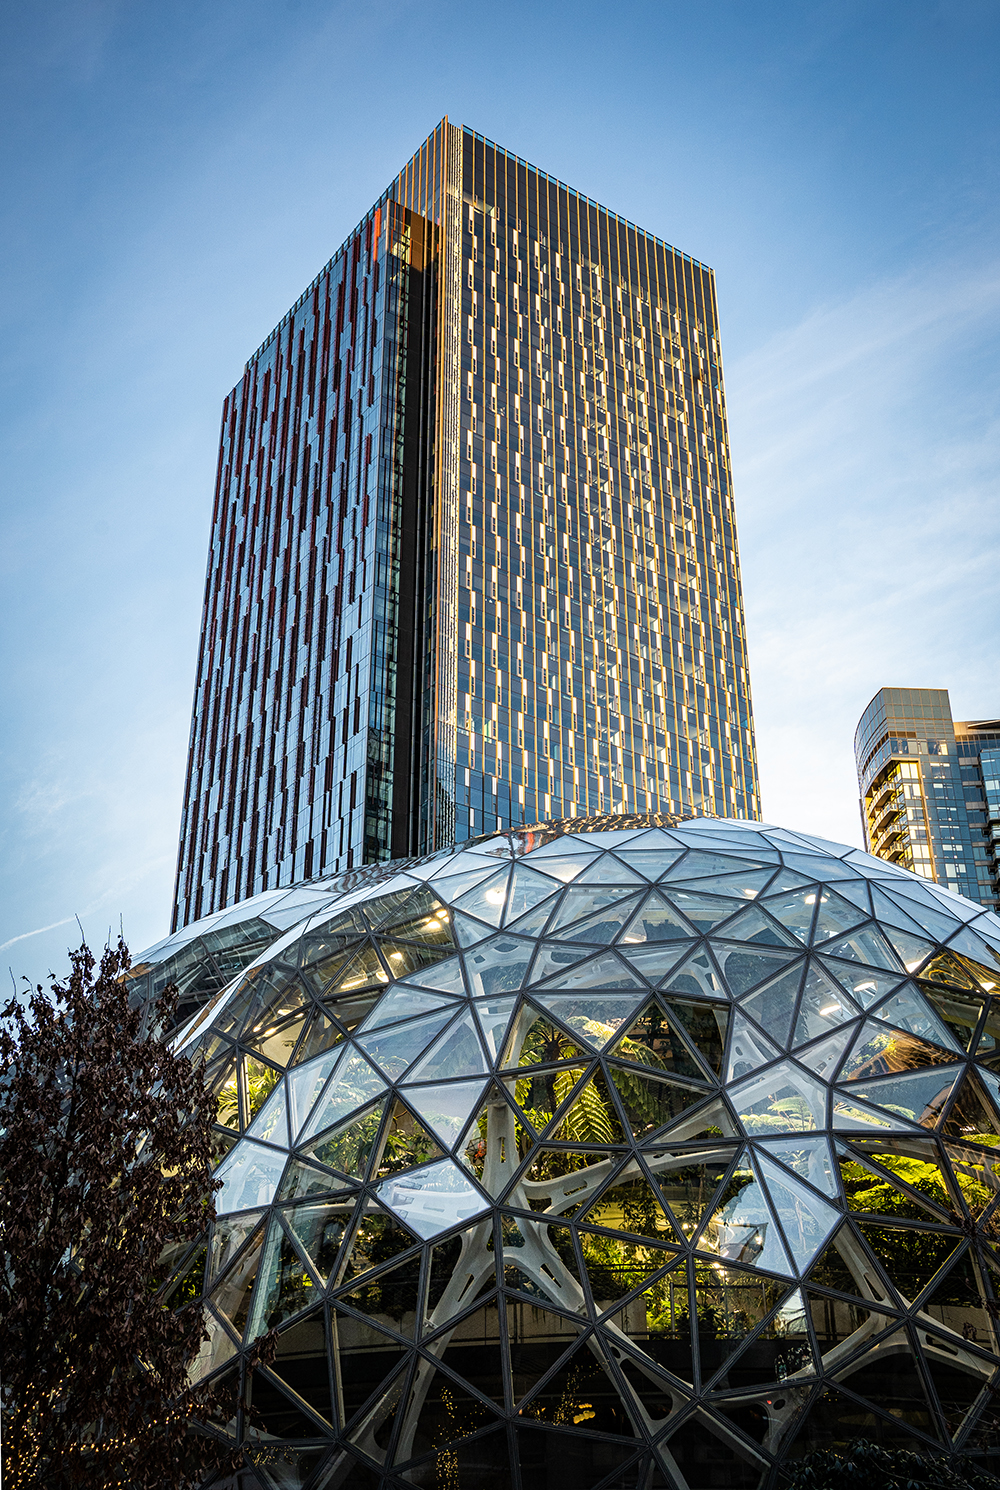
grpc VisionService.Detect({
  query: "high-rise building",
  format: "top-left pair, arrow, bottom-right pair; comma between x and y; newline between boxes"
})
855,686 -> 1000,909
171,120 -> 759,932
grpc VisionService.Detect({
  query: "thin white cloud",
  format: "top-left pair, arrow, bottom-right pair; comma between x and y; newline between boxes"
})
728,254 -> 1000,847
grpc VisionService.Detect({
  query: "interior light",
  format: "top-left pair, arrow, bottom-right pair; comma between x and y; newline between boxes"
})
818,1003 -> 841,1017
485,888 -> 506,904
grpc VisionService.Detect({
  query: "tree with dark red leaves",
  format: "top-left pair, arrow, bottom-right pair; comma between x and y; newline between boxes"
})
0,938 -> 243,1489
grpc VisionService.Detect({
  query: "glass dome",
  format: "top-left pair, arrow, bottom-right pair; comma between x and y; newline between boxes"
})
149,816 -> 1000,1489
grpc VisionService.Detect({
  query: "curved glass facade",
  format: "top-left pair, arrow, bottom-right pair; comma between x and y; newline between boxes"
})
149,814 -> 1000,1488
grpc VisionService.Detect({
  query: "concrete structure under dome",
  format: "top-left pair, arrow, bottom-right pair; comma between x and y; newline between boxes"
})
139,815 -> 1000,1489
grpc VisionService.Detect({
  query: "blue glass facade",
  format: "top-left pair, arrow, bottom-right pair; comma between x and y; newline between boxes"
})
172,122 -> 759,932
855,687 -> 1000,911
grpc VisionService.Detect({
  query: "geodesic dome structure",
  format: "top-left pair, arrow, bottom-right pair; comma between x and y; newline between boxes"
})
150,816 -> 1000,1490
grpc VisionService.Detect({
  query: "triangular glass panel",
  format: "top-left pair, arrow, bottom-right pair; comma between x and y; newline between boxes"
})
615,942 -> 690,984
840,1021 -> 961,1083
869,885 -> 938,939
794,1026 -> 858,1081
921,950 -> 988,991
835,1327 -> 940,1438
837,1145 -> 954,1222
617,890 -> 698,944
711,943 -> 802,997
810,888 -> 869,945
655,1095 -> 740,1141
716,904 -> 801,948
503,862 -> 564,923
372,1099 -> 446,1179
659,996 -> 729,1073
832,1094 -> 917,1132
339,1207 -> 421,1284
209,1215 -> 263,1286
321,945 -> 391,997
429,861 -> 504,900
452,910 -> 496,947
608,1065 -> 706,1139
779,852 -> 865,883
401,1079 -> 488,1147
792,963 -> 860,1046
827,877 -> 873,914
277,1159 -> 349,1203
756,1153 -> 840,1271
942,1070 -> 1000,1144
247,1083 -> 289,1148
502,1003 -> 590,1067
298,1052 -> 386,1144
610,998 -> 706,1078
243,1056 -> 283,1125
757,1136 -> 839,1198
762,868 -> 816,894
524,852 -> 600,882
726,1009 -> 784,1082
473,995 -> 517,1061
356,1008 -> 456,1079
215,1139 -> 287,1215
504,897 -> 561,938
672,867 -> 778,899
648,1152 -> 735,1231
247,1217 -> 320,1339
578,1171 -> 680,1242
535,950 -> 645,991
244,1011 -> 308,1070
848,1066 -> 962,1129
290,1009 -> 343,1065
531,993 -> 648,1050
453,866 -> 512,927
283,1198 -> 354,1282
547,1069 -> 627,1144
613,848 -> 685,879
397,954 -> 467,994
729,1060 -> 828,1135
334,1312 -> 410,1426
505,1065 -> 589,1140
946,923 -> 1000,972
209,1228 -> 264,1336
405,1009 -> 489,1082
526,940 -> 593,984
340,1256 -> 421,1340
663,849 -> 760,880
819,956 -> 904,1008
760,882 -> 822,941
552,894 -> 647,946
357,985 -> 457,1032
881,926 -> 937,976
575,855 -> 646,886
920,1248 -> 991,1341
870,986 -> 963,1052
739,966 -> 802,1048
375,1157 -> 488,1239
550,884 -> 644,932
464,933 -> 535,997
698,1150 -> 795,1276
304,1100 -> 386,1178
661,949 -> 726,999
705,1286 -> 816,1393
823,926 -> 902,972
880,886 -> 961,942
185,1305 -> 240,1386
378,894 -> 455,945
660,888 -> 743,933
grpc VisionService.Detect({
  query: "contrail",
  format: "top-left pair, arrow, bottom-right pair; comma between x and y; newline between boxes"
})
0,916 -> 78,953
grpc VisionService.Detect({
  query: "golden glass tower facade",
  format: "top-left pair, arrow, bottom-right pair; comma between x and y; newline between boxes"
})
172,121 -> 759,932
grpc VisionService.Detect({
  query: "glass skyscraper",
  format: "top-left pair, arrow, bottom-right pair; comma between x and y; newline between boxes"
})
171,120 -> 759,932
855,686 -> 1000,910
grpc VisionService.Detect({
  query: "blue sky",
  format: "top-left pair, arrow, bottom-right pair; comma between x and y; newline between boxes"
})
1,0 -> 997,986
